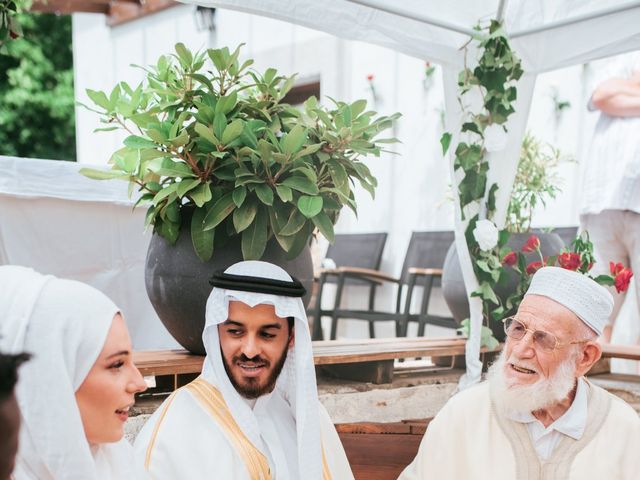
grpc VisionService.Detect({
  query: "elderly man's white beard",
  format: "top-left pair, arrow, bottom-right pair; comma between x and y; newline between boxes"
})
487,349 -> 578,415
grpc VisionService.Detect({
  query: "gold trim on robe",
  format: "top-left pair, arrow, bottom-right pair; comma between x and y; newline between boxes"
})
145,376 -> 333,480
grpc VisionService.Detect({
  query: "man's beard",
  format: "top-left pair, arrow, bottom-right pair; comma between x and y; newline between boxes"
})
221,343 -> 290,399
487,349 -> 578,415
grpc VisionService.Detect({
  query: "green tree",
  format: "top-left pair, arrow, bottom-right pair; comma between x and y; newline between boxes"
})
0,12 -> 76,160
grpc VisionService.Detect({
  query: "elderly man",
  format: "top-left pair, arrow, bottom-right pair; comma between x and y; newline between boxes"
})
399,266 -> 640,479
135,260 -> 353,479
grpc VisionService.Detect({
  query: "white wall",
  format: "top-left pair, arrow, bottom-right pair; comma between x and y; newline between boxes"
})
72,6 -> 604,340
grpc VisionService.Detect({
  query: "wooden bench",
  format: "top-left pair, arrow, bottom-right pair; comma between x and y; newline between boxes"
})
134,337 -> 501,388
336,419 -> 432,480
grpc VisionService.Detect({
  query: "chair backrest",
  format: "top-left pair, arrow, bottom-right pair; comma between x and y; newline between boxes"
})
548,226 -> 579,248
324,233 -> 388,285
399,231 -> 455,286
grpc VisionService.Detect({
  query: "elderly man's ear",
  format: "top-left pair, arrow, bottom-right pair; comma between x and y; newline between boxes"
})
575,342 -> 602,377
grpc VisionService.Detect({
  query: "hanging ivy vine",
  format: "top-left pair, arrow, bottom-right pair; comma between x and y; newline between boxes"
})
441,20 -> 523,330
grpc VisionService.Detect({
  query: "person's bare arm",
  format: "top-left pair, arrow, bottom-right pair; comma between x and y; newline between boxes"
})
591,73 -> 640,117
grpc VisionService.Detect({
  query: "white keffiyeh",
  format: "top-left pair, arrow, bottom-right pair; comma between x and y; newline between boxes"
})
203,260 -> 323,480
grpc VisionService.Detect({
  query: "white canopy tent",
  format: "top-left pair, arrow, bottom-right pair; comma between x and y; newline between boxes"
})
179,0 -> 640,385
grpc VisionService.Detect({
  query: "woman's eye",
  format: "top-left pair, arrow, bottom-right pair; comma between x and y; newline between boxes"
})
109,360 -> 124,369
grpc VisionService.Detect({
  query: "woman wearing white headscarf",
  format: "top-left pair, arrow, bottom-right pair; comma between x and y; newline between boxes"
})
0,265 -> 147,479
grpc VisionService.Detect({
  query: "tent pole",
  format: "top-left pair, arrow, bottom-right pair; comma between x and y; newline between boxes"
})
345,0 -> 477,37
496,0 -> 508,22
510,0 -> 640,38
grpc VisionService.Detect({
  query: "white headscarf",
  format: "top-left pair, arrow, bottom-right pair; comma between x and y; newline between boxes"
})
203,260 -> 323,479
0,265 -> 134,480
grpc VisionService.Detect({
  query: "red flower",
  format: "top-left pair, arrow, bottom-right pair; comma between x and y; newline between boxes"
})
610,261 -> 625,276
502,251 -> 518,266
614,268 -> 633,293
558,252 -> 581,271
526,260 -> 544,275
522,235 -> 541,253
366,74 -> 374,81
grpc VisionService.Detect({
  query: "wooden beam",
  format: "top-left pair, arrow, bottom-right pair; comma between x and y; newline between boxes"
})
30,0 -> 109,14
108,0 -> 178,27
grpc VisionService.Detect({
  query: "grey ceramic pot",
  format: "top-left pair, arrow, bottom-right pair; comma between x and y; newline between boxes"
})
145,214 -> 313,354
441,232 -> 565,340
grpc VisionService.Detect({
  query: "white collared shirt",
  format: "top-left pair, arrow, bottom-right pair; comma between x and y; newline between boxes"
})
507,378 -> 588,460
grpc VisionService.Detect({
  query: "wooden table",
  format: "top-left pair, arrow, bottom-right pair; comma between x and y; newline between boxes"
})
134,337 -> 501,386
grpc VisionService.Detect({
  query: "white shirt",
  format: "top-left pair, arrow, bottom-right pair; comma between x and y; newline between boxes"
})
580,51 -> 640,216
507,378 -> 588,460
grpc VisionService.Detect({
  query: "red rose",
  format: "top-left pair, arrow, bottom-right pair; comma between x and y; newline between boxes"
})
502,252 -> 518,267
522,235 -> 541,253
526,260 -> 544,275
614,268 -> 633,293
366,74 -> 374,81
502,251 -> 518,266
610,261 -> 625,276
558,252 -> 581,271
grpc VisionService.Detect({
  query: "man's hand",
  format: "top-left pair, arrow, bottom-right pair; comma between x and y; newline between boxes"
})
591,73 -> 640,117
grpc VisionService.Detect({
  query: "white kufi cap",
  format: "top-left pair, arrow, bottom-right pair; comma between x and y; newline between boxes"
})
525,266 -> 613,335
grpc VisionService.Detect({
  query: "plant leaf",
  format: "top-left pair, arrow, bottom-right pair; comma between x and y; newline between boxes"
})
232,186 -> 247,207
281,176 -> 319,195
275,185 -> 293,202
279,209 -> 306,236
190,183 -> 212,207
241,209 -> 268,260
311,211 -> 335,242
297,195 -> 323,218
233,198 -> 258,232
202,192 -> 235,231
254,184 -> 274,205
124,135 -> 156,149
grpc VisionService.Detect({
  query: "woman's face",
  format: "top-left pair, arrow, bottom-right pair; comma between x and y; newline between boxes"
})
75,314 -> 147,444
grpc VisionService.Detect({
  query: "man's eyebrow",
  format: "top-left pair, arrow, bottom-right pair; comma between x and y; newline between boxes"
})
224,320 -> 244,327
106,350 -> 129,360
261,323 -> 282,330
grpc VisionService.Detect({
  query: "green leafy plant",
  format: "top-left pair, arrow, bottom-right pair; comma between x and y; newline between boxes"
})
80,43 -> 400,261
506,132 -> 565,233
0,0 -> 30,50
0,11 -> 76,160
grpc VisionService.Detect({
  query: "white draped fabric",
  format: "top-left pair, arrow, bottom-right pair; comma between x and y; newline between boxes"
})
176,0 -> 640,385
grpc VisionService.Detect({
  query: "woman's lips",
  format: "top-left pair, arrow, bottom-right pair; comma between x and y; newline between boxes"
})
115,406 -> 131,422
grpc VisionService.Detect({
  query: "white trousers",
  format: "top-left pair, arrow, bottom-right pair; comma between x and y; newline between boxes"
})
581,210 -> 640,331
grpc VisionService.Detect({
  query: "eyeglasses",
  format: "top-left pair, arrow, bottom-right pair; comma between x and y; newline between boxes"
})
502,317 -> 589,352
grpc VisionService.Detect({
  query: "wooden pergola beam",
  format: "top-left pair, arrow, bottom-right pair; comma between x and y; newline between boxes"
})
31,0 -> 110,14
109,0 -> 177,26
29,0 -> 178,24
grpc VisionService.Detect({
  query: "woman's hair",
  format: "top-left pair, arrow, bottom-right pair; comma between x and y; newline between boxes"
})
0,351 -> 31,400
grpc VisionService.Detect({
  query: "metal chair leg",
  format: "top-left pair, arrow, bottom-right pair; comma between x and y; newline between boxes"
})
330,274 -> 346,340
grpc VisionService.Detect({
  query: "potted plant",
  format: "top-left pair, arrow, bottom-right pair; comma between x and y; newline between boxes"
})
80,43 -> 399,353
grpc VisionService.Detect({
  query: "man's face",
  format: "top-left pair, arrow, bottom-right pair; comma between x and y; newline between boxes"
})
503,295 -> 581,386
0,393 -> 21,480
218,301 -> 294,399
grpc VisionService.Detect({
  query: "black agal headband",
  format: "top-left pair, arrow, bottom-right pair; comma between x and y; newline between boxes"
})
209,270 -> 306,298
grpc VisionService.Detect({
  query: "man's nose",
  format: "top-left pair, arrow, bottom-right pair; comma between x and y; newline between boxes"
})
510,330 -> 536,357
241,334 -> 262,359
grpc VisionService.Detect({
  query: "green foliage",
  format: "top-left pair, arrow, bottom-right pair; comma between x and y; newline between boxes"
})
506,133 -> 566,233
0,11 -> 76,160
81,43 -> 400,261
0,0 -> 30,49
442,20 -> 523,336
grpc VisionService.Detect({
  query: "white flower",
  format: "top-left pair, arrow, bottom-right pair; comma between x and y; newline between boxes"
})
473,219 -> 499,251
483,124 -> 508,152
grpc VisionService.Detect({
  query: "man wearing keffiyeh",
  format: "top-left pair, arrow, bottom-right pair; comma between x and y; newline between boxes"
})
134,261 -> 353,480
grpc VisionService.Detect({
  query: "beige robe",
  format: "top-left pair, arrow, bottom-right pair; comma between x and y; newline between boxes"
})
134,378 -> 353,480
399,379 -> 640,479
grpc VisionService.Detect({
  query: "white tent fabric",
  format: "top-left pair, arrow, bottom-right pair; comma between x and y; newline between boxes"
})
0,155 -> 179,350
178,0 -> 640,385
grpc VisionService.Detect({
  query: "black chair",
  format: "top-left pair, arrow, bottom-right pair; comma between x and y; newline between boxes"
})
549,226 -> 579,248
316,231 -> 456,340
309,233 -> 388,340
